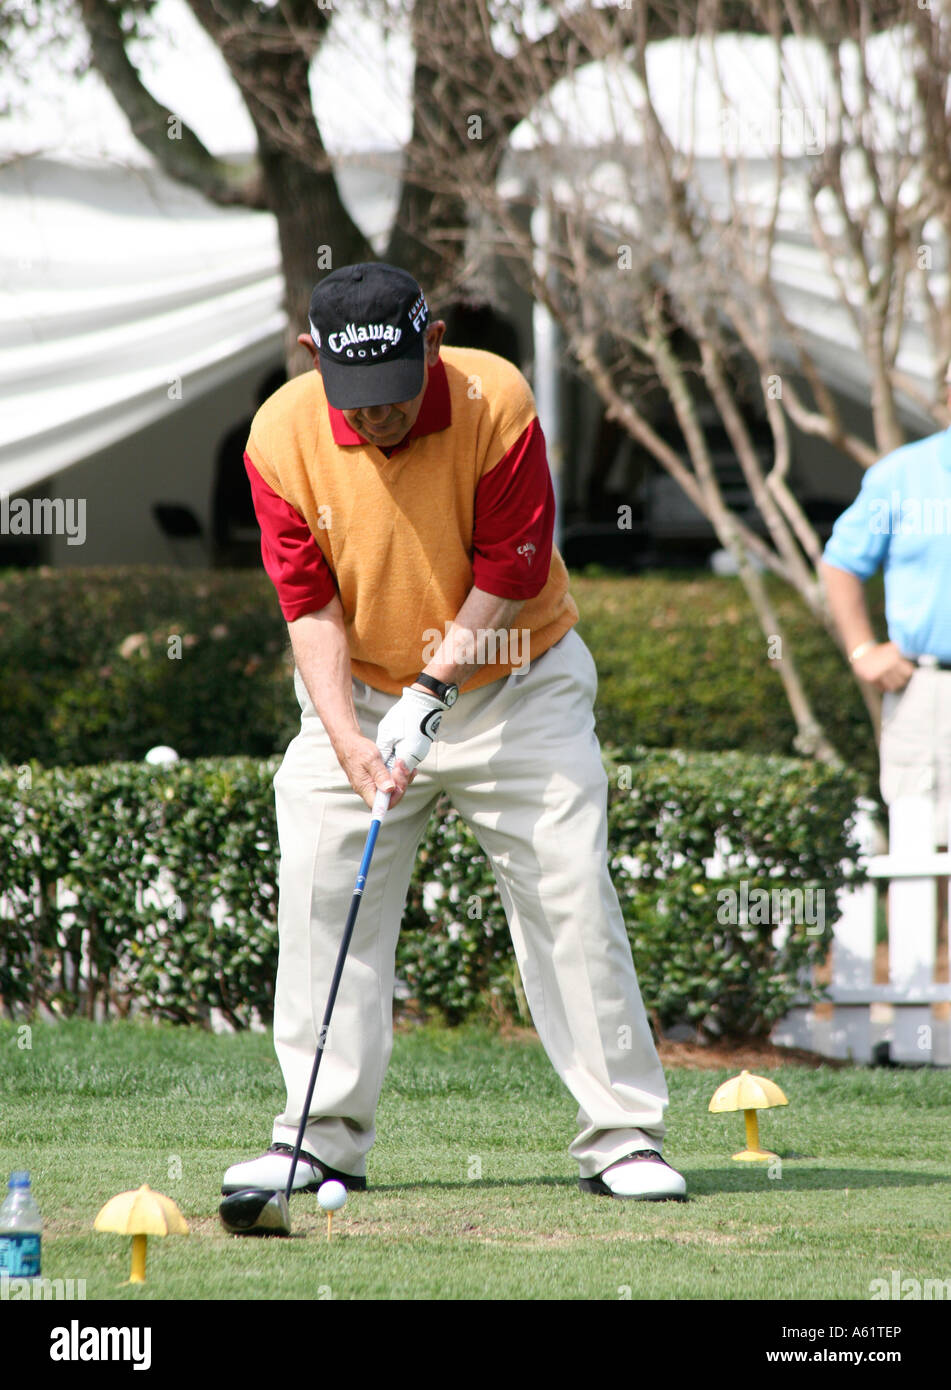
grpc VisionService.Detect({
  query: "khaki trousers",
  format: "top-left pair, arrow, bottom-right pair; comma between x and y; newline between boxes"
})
880,667 -> 951,844
270,629 -> 669,1180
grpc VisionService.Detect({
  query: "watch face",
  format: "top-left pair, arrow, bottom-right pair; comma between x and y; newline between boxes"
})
443,684 -> 459,707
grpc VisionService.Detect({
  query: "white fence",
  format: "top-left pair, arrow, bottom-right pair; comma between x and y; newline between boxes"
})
773,797 -> 951,1065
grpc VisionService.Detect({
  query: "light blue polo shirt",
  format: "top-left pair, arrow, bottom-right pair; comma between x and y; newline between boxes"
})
822,428 -> 951,661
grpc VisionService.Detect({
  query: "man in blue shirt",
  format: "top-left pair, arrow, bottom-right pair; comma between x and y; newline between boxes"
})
820,411 -> 951,841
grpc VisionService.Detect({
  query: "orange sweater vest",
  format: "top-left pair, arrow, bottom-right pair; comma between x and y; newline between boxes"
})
246,347 -> 578,693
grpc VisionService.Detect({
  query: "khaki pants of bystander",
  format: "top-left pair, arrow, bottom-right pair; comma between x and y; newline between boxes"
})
880,667 -> 951,846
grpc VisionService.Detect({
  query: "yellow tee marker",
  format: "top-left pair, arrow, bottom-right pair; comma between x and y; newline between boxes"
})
94,1184 -> 189,1283
708,1070 -> 788,1161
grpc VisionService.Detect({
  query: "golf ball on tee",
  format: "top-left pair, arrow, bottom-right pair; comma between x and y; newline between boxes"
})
317,1180 -> 347,1212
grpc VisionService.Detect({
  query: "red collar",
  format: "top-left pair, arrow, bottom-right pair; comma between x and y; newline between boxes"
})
328,357 -> 452,451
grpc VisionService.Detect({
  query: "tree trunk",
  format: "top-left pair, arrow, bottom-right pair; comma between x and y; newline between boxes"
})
184,3 -> 374,373
255,136 -> 372,371
385,0 -> 505,297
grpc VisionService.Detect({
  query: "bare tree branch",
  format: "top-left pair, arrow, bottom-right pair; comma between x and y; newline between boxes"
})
77,0 -> 259,205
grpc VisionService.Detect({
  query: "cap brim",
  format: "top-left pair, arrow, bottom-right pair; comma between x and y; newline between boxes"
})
319,352 -> 425,410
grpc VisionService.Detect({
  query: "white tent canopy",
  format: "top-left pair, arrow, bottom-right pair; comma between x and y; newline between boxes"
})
0,154 -> 284,497
1,6 -> 944,512
0,0 -> 407,503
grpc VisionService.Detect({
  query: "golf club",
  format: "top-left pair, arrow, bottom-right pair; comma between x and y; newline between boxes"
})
219,784 -> 392,1236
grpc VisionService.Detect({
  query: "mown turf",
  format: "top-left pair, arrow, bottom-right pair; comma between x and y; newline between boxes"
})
1,1020 -> 949,1301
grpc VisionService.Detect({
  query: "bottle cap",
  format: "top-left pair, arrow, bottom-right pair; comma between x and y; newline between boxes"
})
9,1171 -> 31,1188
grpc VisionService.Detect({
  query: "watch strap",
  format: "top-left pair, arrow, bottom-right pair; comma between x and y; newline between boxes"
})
415,672 -> 456,704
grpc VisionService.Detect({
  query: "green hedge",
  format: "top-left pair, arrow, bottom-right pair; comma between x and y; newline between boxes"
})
0,568 -> 297,767
0,568 -> 881,791
572,571 -> 884,797
0,750 -> 866,1038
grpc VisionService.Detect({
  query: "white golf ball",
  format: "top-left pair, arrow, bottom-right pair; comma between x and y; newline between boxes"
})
317,1180 -> 347,1212
144,745 -> 180,767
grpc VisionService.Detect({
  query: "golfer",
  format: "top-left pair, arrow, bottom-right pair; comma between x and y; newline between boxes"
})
222,262 -> 686,1202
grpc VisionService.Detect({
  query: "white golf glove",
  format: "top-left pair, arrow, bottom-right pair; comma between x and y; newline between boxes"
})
376,687 -> 447,771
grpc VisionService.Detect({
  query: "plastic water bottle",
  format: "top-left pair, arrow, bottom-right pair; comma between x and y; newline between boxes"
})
0,1172 -> 42,1278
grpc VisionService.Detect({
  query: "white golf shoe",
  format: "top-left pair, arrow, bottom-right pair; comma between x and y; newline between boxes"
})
221,1143 -> 366,1195
580,1149 -> 688,1201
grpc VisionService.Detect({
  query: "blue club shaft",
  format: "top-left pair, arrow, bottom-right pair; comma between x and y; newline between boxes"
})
284,790 -> 391,1202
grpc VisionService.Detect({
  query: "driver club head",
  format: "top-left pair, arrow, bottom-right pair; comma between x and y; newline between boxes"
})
218,1188 -> 291,1237
217,797 -> 389,1243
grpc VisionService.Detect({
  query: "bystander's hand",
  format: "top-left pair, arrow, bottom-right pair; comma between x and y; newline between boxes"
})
852,641 -> 916,692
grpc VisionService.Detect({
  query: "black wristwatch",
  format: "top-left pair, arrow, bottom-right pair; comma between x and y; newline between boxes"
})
415,673 -> 459,707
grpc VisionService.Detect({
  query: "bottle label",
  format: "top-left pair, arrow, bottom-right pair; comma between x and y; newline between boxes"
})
0,1233 -> 41,1277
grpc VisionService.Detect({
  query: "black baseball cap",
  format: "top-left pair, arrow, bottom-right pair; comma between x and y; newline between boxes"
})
308,263 -> 430,409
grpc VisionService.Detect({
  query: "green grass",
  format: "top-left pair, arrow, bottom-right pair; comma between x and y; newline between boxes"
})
2,1020 -> 949,1301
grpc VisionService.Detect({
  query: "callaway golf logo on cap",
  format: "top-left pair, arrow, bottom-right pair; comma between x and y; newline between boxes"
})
321,322 -> 403,354
309,263 -> 430,410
